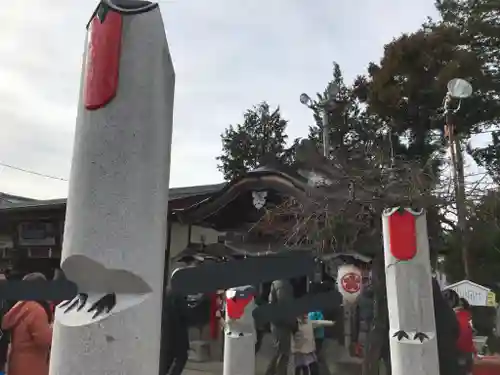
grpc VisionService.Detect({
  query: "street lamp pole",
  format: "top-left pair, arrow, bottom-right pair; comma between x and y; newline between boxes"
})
321,108 -> 330,158
300,82 -> 341,158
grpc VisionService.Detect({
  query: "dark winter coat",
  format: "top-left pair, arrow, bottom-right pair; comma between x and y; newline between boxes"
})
0,300 -> 14,368
358,288 -> 375,324
432,278 -> 461,375
268,279 -> 296,353
162,290 -> 189,356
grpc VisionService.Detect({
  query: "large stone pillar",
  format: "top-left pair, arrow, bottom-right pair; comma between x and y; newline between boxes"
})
382,208 -> 440,375
49,1 -> 174,374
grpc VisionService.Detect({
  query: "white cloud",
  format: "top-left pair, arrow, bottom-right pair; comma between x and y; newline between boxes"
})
1,0 -> 438,199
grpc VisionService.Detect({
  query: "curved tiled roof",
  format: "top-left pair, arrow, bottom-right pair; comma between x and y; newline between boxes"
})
173,165 -> 311,225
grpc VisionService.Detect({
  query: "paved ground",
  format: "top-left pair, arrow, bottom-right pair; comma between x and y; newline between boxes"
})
184,335 -> 363,375
184,361 -> 222,375
184,361 -> 362,375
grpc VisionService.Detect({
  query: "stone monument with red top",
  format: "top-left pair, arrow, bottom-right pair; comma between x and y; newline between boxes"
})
382,208 -> 440,375
49,1 -> 174,375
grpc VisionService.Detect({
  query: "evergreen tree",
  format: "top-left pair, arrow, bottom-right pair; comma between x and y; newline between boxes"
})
352,21 -> 500,254
353,24 -> 490,156
444,191 -> 500,286
469,136 -> 500,184
306,63 -> 389,166
436,0 -> 500,80
216,102 -> 294,181
434,0 -> 500,182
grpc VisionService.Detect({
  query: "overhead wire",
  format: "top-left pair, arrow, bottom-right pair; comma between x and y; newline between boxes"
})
0,162 -> 68,182
0,127 -> 494,187
1,160 -> 490,184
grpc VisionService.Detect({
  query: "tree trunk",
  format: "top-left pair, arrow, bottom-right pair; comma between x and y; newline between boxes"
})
362,253 -> 390,375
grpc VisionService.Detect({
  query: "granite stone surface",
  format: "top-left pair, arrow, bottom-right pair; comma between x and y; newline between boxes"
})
50,4 -> 174,375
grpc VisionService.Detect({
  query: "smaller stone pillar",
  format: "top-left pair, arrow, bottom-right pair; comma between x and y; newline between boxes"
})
223,286 -> 256,375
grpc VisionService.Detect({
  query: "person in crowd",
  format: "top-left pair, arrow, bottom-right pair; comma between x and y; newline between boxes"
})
293,313 -> 319,375
496,302 -> 500,338
162,285 -> 189,375
265,279 -> 297,375
486,335 -> 500,357
308,310 -> 325,352
254,284 -> 269,354
356,285 -> 375,358
292,313 -> 335,375
0,272 -> 11,375
455,297 -> 476,375
308,308 -> 335,375
358,285 -> 374,329
2,272 -> 53,375
432,281 -> 461,375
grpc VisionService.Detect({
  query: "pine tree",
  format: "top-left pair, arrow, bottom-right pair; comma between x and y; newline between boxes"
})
216,102 -> 294,181
444,190 -> 500,286
434,0 -> 500,181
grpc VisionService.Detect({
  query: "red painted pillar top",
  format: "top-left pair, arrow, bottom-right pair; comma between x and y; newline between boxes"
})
226,296 -> 254,320
388,208 -> 417,261
84,5 -> 122,110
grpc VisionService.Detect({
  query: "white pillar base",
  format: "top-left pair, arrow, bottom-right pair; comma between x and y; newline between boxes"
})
223,333 -> 255,375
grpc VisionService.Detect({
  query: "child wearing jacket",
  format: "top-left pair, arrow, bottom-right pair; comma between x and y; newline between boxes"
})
292,313 -> 334,375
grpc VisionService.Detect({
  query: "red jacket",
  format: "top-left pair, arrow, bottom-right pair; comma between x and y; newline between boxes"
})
455,309 -> 476,354
2,301 -> 53,375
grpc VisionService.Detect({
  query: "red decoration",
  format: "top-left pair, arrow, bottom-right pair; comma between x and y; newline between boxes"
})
340,272 -> 362,294
226,295 -> 254,320
84,11 -> 122,110
388,209 -> 417,260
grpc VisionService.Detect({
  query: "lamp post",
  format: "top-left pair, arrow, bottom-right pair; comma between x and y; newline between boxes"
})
443,78 -> 473,279
300,82 -> 341,158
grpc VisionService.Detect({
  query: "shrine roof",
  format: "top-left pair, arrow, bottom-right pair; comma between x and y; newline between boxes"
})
0,192 -> 36,208
173,165 -> 311,229
0,183 -> 225,214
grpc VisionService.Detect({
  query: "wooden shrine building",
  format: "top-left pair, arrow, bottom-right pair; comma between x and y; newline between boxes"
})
0,165 -> 372,361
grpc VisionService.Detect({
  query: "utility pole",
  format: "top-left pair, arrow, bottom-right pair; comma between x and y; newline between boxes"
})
443,78 -> 473,279
454,136 -> 470,278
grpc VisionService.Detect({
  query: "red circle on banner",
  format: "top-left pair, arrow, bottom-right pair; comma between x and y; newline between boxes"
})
341,272 -> 362,294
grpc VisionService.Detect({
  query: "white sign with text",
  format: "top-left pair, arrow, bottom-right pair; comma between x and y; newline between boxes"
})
444,280 -> 491,306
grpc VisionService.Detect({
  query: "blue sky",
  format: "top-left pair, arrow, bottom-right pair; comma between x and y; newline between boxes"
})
0,0 -> 441,199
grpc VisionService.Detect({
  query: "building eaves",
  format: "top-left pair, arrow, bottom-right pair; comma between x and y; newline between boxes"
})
0,183 -> 226,213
